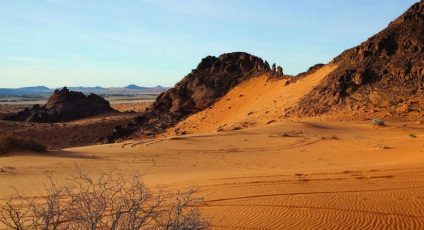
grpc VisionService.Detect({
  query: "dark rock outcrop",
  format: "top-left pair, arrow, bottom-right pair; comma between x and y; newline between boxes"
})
290,0 -> 424,116
5,87 -> 116,123
109,52 -> 271,140
277,66 -> 283,75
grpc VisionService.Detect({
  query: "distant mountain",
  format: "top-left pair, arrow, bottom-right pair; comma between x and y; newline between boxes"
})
0,85 -> 169,96
19,86 -> 50,91
124,84 -> 148,90
68,86 -> 105,91
0,86 -> 52,95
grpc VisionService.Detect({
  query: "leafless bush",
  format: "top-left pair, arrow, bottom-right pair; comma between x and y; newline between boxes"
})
0,198 -> 30,230
0,167 -> 210,230
157,189 -> 209,229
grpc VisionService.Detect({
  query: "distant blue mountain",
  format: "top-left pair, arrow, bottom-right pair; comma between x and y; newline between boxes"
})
68,86 -> 105,91
0,86 -> 52,95
0,85 -> 169,96
124,84 -> 149,90
19,86 -> 50,91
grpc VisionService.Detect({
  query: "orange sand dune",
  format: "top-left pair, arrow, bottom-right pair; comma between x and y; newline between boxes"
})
1,120 -> 424,229
165,65 -> 337,136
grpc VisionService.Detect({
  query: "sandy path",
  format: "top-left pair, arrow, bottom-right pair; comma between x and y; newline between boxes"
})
1,121 -> 424,229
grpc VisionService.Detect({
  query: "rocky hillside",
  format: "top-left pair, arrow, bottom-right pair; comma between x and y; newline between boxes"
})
112,1 -> 424,140
5,87 -> 116,122
110,52 -> 278,139
289,0 -> 424,117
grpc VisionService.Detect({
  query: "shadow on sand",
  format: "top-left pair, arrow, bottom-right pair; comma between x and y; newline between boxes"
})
8,150 -> 104,160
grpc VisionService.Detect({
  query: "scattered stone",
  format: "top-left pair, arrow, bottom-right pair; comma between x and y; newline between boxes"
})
372,118 -> 386,126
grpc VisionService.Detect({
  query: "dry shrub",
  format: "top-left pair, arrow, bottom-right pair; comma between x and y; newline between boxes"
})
0,133 -> 47,154
0,166 -> 210,230
371,118 -> 385,126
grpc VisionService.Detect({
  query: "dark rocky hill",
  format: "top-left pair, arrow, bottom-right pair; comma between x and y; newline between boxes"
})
109,52 -> 274,140
5,87 -> 116,122
289,0 -> 424,117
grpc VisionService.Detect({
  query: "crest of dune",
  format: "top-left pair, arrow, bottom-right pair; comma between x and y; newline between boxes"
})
166,65 -> 337,135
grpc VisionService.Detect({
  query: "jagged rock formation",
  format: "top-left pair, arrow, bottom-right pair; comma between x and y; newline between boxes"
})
5,87 -> 116,122
290,0 -> 424,116
109,52 -> 271,139
277,66 -> 283,75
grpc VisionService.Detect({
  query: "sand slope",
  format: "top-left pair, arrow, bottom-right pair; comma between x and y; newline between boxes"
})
1,120 -> 424,229
166,65 -> 337,136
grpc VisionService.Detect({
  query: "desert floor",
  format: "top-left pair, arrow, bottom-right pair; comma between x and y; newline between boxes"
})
0,102 -> 151,149
1,120 -> 424,229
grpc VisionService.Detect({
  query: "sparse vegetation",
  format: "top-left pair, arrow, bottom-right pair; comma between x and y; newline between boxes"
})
371,118 -> 385,126
0,133 -> 47,154
0,167 -> 210,230
266,120 -> 276,125
232,126 -> 242,131
409,133 -> 417,138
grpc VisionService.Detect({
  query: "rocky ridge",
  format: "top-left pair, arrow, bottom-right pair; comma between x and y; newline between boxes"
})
5,87 -> 116,123
109,52 -> 278,140
110,1 -> 424,140
288,0 -> 424,117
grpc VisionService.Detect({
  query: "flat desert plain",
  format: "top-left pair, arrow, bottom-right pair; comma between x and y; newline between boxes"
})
1,120 -> 424,229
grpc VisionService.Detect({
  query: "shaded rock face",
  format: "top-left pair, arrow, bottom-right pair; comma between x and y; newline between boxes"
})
5,87 -> 116,123
277,66 -> 283,75
291,1 -> 424,116
109,52 -> 271,140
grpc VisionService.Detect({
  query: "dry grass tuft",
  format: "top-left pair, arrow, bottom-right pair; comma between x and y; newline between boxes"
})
0,133 -> 47,154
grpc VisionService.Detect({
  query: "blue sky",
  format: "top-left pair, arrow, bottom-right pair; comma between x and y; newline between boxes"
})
0,0 -> 418,88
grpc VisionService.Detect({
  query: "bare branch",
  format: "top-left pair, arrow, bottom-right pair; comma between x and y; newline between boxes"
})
0,166 -> 210,230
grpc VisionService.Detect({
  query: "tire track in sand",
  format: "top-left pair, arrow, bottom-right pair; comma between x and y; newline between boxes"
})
121,139 -> 164,148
